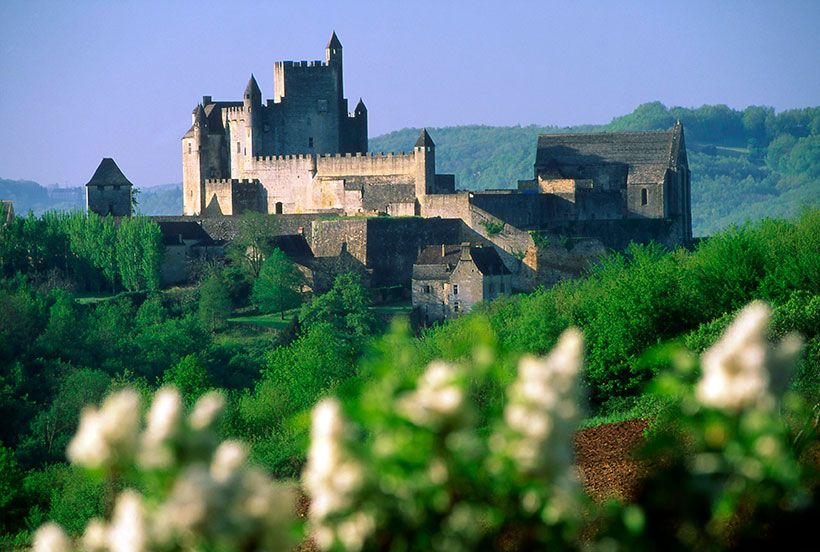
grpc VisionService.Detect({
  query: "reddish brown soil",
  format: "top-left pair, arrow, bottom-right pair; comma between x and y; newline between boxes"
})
574,418 -> 650,501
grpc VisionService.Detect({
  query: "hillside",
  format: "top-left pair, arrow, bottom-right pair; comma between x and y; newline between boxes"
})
2,103 -> 816,236
0,179 -> 182,217
370,103 -> 819,236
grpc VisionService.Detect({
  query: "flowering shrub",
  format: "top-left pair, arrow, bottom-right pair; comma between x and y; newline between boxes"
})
34,301 -> 816,551
33,388 -> 294,552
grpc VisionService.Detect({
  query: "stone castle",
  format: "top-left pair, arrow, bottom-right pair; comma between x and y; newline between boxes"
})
87,31 -> 693,318
182,32 -> 453,217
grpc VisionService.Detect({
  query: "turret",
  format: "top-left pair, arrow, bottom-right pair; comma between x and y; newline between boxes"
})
325,31 -> 343,98
182,104 -> 208,215
354,98 -> 368,153
414,128 -> 436,199
244,74 -> 262,158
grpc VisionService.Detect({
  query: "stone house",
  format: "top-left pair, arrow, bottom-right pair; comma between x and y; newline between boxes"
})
158,221 -> 224,285
412,243 -> 512,324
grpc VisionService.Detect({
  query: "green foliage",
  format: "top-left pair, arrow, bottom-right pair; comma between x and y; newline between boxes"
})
115,216 -> 163,291
227,212 -> 280,278
481,219 -> 504,235
251,248 -> 302,315
198,270 -> 233,331
299,272 -> 376,337
163,354 -> 211,400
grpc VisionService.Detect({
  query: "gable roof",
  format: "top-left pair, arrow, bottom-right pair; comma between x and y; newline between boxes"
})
269,234 -> 314,260
157,221 -> 214,246
535,124 -> 685,169
414,244 -> 511,277
86,158 -> 133,187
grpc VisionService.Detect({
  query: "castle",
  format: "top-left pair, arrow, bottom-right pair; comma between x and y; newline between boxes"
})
182,32 -> 453,217
84,31 -> 694,310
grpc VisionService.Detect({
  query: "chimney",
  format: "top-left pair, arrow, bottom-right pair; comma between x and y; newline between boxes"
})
460,242 -> 472,261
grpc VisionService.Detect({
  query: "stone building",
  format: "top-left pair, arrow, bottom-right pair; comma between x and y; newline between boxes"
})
157,221 -> 224,285
86,158 -> 133,217
412,243 -> 512,323
182,32 -> 453,217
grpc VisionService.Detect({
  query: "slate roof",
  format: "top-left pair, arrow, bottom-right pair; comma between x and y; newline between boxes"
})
535,124 -> 684,170
414,244 -> 511,278
415,128 -> 435,148
269,234 -> 314,261
245,74 -> 260,97
327,31 -> 342,50
158,221 -> 214,246
85,158 -> 133,187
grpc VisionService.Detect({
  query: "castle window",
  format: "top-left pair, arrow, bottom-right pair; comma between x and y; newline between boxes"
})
264,124 -> 270,132
453,302 -> 460,313
236,142 -> 241,153
318,99 -> 328,113
308,137 -> 314,148
275,202 -> 283,214
424,285 -> 431,294
452,284 -> 459,296
188,143 -> 192,154
641,188 -> 648,206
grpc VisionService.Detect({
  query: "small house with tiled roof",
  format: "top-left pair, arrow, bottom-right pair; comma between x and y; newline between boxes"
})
412,243 -> 512,323
86,158 -> 133,217
157,220 -> 224,285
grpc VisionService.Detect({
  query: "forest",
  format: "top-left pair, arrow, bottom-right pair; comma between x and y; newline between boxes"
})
1,205 -> 817,548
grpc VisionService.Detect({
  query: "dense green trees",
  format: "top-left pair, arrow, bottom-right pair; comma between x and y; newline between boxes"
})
0,212 -> 164,291
198,270 -> 233,330
252,248 -> 303,316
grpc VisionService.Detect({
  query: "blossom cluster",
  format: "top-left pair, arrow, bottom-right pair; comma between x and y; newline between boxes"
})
302,398 -> 373,551
497,328 -> 584,477
34,388 -> 293,552
696,301 -> 803,412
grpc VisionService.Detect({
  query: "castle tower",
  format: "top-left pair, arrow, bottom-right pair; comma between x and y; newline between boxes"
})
414,128 -> 436,199
182,104 -> 207,215
86,158 -> 133,217
326,31 -> 343,99
354,98 -> 368,153
244,74 -> 262,158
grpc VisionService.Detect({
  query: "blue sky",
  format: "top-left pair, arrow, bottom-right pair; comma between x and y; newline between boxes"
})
1,0 -> 818,187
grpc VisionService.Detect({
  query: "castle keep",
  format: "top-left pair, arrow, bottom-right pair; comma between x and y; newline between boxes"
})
183,32 -> 453,217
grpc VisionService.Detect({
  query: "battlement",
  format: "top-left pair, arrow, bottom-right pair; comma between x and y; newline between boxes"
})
204,178 -> 259,186
224,105 -> 247,114
275,60 -> 330,69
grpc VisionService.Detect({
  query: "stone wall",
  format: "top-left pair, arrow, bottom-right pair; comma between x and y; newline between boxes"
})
87,185 -> 131,217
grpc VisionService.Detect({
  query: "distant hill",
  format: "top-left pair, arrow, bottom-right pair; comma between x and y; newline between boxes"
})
3,103 -> 816,236
370,103 -> 819,236
0,179 -> 182,216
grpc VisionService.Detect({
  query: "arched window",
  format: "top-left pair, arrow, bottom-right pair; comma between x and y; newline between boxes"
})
641,188 -> 648,206
275,202 -> 283,214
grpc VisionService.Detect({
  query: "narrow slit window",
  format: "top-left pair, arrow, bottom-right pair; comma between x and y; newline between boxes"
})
641,188 -> 648,206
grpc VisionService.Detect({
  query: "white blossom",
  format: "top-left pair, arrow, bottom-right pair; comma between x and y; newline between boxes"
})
303,398 -> 370,550
138,387 -> 182,469
32,523 -> 70,552
189,391 -> 226,430
108,490 -> 147,552
397,361 -> 465,427
211,440 -> 247,482
67,389 -> 140,469
82,519 -> 109,552
501,328 -> 584,476
696,301 -> 802,412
